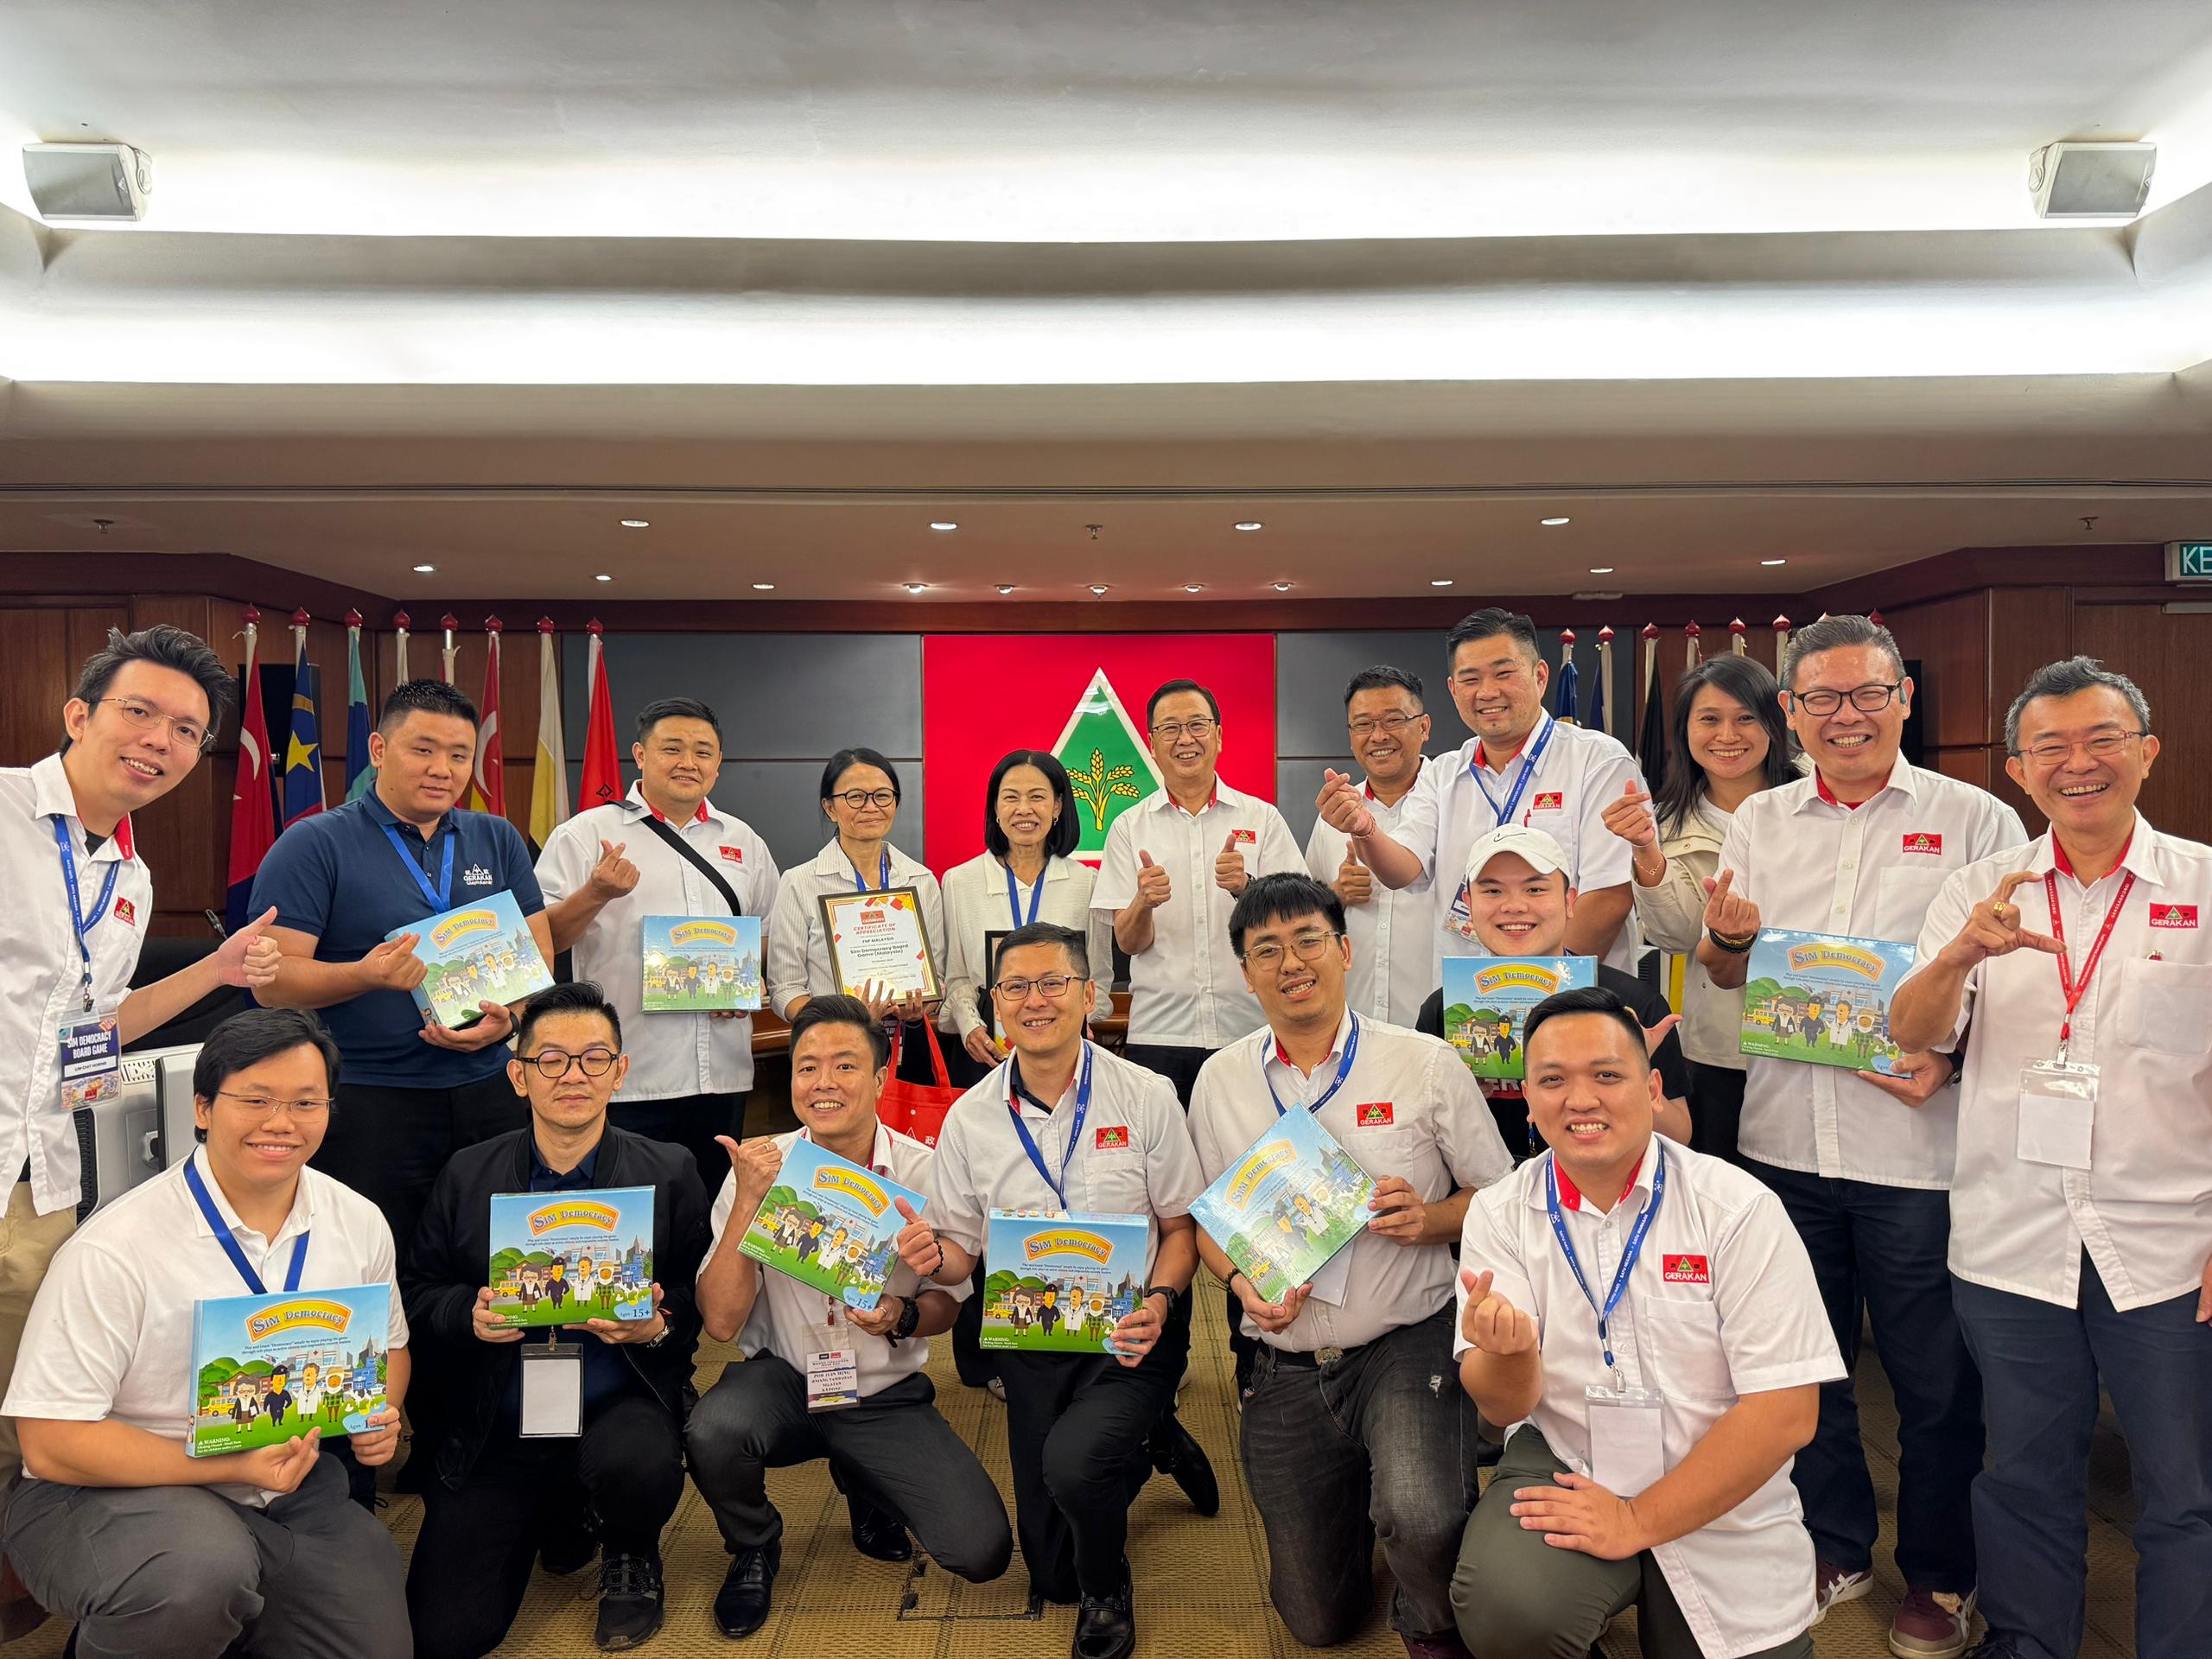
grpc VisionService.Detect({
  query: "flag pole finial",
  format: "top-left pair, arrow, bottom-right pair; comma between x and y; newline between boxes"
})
291,608 -> 311,628
440,613 -> 460,632
587,619 -> 605,637
345,608 -> 363,628
1640,622 -> 1659,639
484,615 -> 504,634
242,604 -> 262,627
537,616 -> 556,634
392,610 -> 410,629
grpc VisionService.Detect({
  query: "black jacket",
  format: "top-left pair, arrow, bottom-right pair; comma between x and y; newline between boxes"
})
403,1123 -> 712,1488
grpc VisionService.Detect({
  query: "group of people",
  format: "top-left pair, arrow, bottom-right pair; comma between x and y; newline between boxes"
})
0,607 -> 2197,1659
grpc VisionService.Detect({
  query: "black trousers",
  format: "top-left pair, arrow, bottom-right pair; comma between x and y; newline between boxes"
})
607,1090 -> 747,1202
994,1289 -> 1193,1603
404,1395 -> 686,1659
1684,1061 -> 1745,1166
316,1071 -> 528,1268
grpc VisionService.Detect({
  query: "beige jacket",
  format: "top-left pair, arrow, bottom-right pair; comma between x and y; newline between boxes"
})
1630,807 -> 1745,1071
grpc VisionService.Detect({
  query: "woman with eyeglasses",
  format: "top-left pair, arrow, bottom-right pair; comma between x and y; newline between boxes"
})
939,751 -> 1113,1088
766,749 -> 947,1070
1599,652 -> 1802,1162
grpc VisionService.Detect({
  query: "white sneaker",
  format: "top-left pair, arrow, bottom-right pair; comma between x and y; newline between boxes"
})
1811,1559 -> 1874,1624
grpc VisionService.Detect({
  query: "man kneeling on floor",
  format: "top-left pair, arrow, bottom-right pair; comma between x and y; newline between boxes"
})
1450,988 -> 1842,1659
2,1008 -> 410,1658
688,995 -> 1013,1639
403,981 -> 712,1656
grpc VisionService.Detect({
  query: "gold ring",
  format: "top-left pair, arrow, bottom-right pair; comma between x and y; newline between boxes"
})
1993,903 -> 2012,922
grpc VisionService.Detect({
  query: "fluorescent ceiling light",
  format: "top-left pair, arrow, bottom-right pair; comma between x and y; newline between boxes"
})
1430,578 -> 1453,587
1235,521 -> 1263,532
1589,566 -> 1614,574
594,573 -> 612,582
751,582 -> 776,590
929,521 -> 958,531
411,563 -> 435,573
619,518 -> 649,528
1762,558 -> 1789,566
1542,517 -> 1572,527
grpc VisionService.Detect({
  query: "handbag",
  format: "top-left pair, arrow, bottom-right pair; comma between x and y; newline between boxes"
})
879,1021 -> 961,1147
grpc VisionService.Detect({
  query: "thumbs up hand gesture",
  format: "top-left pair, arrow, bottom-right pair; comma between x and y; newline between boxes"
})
1214,832 -> 1249,897
587,839 -> 640,902
1335,843 -> 1374,907
1135,849 -> 1173,910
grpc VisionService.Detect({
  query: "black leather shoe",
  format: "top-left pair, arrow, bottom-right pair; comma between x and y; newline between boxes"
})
713,1542 -> 780,1640
849,1498 -> 914,1562
1148,1414 -> 1219,1516
594,1552 -> 664,1651
1072,1567 -> 1136,1659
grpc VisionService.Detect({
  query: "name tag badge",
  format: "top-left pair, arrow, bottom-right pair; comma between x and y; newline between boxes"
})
1304,1242 -> 1355,1306
1584,1385 -> 1667,1497
2018,1058 -> 2098,1171
519,1340 -> 583,1438
807,1345 -> 861,1412
57,1008 -> 123,1112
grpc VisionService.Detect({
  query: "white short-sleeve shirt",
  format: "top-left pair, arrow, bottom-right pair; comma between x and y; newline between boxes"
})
1389,716 -> 1647,976
703,1122 -> 962,1398
4,1148 -> 409,1507
1908,817 -> 2212,1311
1455,1138 -> 1845,1659
1091,782 -> 1306,1050
923,1042 -> 1205,1285
1189,1012 -> 1512,1352
1720,760 -> 2027,1188
1303,763 -> 1439,1027
537,786 -> 781,1098
939,853 -> 1111,1040
766,839 -> 948,1019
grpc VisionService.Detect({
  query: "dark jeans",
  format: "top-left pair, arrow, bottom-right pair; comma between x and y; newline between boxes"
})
1239,1308 -> 1476,1645
316,1071 -> 527,1269
685,1355 -> 1012,1581
607,1090 -> 747,1203
994,1286 -> 1194,1602
1684,1060 -> 1745,1165
404,1395 -> 686,1659
1745,1159 -> 1980,1591
1954,1255 -> 2212,1659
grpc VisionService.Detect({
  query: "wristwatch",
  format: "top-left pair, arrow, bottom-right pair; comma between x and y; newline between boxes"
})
1142,1284 -> 1181,1315
1706,925 -> 1757,955
889,1294 -> 923,1342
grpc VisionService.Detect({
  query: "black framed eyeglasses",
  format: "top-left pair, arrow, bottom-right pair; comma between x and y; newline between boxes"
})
830,789 -> 898,810
517,1048 -> 620,1078
1788,682 -> 1903,716
993,974 -> 1079,1001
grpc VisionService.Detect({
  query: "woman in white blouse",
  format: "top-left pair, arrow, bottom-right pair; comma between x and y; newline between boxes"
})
939,750 -> 1109,1084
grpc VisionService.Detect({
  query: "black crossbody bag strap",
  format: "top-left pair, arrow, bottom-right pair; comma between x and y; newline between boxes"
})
635,817 -> 743,916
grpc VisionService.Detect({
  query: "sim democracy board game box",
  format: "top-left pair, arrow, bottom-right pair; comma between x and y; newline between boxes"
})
387,889 -> 554,1030
487,1185 -> 658,1328
1189,1108 -> 1375,1302
735,1135 -> 925,1313
1440,956 -> 1598,1082
187,1283 -> 391,1457
1739,929 -> 1915,1077
981,1209 -> 1150,1355
640,915 -> 763,1013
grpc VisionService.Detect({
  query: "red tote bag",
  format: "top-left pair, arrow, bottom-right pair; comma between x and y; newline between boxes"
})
880,1023 -> 962,1148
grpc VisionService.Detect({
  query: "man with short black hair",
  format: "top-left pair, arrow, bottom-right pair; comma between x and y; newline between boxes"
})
403,981 -> 710,1656
537,696 -> 780,1192
1305,666 -> 1437,1027
1316,608 -> 1647,976
253,678 -> 554,1261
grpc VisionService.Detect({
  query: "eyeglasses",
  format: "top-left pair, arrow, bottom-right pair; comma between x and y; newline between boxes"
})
1788,682 -> 1904,716
2012,730 -> 2147,766
993,974 -> 1079,1001
89,697 -> 212,753
517,1048 -> 620,1078
1150,717 -> 1217,741
213,1092 -> 331,1117
1241,929 -> 1341,972
830,789 -> 898,810
1348,712 -> 1422,738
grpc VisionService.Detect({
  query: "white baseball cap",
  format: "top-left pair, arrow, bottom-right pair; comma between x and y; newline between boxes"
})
1463,823 -> 1571,885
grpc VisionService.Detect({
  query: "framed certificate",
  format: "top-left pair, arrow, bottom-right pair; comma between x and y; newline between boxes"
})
818,887 -> 942,1001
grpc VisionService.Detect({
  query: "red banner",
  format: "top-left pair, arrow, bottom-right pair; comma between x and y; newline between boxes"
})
921,633 -> 1277,868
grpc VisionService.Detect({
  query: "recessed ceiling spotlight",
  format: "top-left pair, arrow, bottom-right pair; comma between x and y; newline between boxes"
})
1183,583 -> 1205,593
995,583 -> 1016,594
594,573 -> 613,582
1272,581 -> 1293,592
751,582 -> 776,591
1589,567 -> 1614,575
1429,578 -> 1453,587
1235,521 -> 1264,532
1761,558 -> 1788,566
1090,584 -> 1109,595
903,582 -> 929,593
411,563 -> 435,573
620,518 -> 650,529
1541,517 -> 1571,527
929,521 -> 958,532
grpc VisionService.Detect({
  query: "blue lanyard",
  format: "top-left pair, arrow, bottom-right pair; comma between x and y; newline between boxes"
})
184,1158 -> 309,1297
380,822 -> 455,912
1004,862 -> 1044,928
51,818 -> 122,1012
1468,715 -> 1557,829
1262,1015 -> 1362,1118
851,849 -> 892,893
1544,1144 -> 1666,1377
1006,1045 -> 1095,1209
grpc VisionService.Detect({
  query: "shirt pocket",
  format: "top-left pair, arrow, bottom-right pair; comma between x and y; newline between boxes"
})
1876,866 -> 1949,943
1636,1293 -> 1734,1400
1082,1147 -> 1152,1216
2121,957 -> 2212,1058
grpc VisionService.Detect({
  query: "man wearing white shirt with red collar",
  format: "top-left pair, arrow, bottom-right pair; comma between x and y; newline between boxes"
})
1697,614 -> 2024,1656
1891,657 -> 2211,1659
1314,608 -> 1645,977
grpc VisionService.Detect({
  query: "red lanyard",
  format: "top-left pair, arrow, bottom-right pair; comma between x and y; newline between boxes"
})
2044,868 -> 2134,1050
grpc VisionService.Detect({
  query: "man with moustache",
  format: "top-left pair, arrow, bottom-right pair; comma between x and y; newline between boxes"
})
1448,987 -> 1840,1659
1304,667 -> 1438,1027
689,995 -> 1011,1639
1314,608 -> 1646,977
1697,614 -> 2024,1656
1187,874 -> 1512,1656
537,696 -> 781,1192
1890,657 -> 2211,1659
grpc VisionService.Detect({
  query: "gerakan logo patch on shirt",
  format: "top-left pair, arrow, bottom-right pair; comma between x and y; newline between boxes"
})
462,863 -> 495,887
1662,1253 -> 1710,1284
1355,1102 -> 1395,1127
1530,791 -> 1565,812
1230,828 -> 1256,843
718,845 -> 744,863
1094,1126 -> 1130,1149
1901,832 -> 1943,855
2149,903 -> 2199,929
111,896 -> 137,926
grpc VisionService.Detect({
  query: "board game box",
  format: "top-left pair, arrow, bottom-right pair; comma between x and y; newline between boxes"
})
1189,1109 -> 1376,1302
640,915 -> 764,1013
487,1185 -> 658,1327
387,889 -> 554,1030
188,1283 -> 391,1457
981,1210 -> 1150,1355
1440,957 -> 1599,1081
1739,929 -> 1916,1077
735,1135 -> 924,1311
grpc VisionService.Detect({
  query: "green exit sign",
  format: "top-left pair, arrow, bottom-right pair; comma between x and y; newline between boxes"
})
2170,541 -> 2212,581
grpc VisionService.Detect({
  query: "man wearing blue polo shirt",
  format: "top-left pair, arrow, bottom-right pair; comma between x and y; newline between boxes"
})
251,680 -> 551,1261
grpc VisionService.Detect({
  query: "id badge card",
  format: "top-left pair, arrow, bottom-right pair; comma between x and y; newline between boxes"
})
58,1007 -> 123,1113
807,1345 -> 861,1411
1305,1241 -> 1355,1306
1585,1385 -> 1667,1497
2018,1058 -> 2098,1171
519,1339 -> 583,1438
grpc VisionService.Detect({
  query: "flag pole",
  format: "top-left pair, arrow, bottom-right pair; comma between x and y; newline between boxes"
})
1774,613 -> 1792,669
393,610 -> 411,683
1731,617 -> 1747,657
441,613 -> 460,684
1596,625 -> 1614,736
1685,620 -> 1701,672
